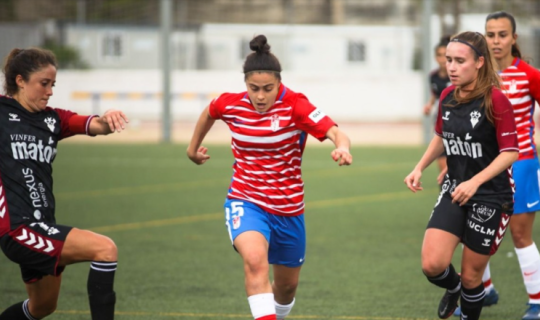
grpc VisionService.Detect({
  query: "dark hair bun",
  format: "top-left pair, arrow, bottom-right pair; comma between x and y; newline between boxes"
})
249,35 -> 271,54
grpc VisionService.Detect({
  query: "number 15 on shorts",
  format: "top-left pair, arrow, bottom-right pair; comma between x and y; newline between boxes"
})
225,201 -> 245,243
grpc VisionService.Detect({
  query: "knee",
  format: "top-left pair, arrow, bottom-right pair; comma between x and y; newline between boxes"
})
511,230 -> 529,248
422,259 -> 447,277
242,252 -> 268,276
510,219 -> 534,248
95,237 -> 118,262
274,279 -> 299,297
460,272 -> 481,289
29,301 -> 57,319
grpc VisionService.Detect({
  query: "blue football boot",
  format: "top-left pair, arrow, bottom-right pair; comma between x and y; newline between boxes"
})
522,303 -> 540,320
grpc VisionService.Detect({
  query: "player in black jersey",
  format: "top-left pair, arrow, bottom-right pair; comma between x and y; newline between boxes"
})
405,32 -> 518,320
423,35 -> 452,116
423,35 -> 452,184
0,48 -> 128,320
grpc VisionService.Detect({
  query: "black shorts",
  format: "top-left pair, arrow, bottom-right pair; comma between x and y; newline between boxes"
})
0,222 -> 72,283
427,193 -> 511,256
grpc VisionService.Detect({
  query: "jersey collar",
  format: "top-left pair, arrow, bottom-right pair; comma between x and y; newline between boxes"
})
498,57 -> 520,75
275,83 -> 286,103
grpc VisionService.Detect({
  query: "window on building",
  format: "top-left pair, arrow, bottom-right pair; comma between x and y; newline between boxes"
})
102,33 -> 124,60
348,40 -> 366,62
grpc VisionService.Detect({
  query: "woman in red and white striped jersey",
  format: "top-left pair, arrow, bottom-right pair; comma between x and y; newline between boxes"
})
187,35 -> 352,320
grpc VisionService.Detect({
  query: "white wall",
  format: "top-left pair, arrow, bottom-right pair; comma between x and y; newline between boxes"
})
66,25 -> 199,70
201,24 -> 415,72
63,23 -> 415,72
48,69 -> 423,123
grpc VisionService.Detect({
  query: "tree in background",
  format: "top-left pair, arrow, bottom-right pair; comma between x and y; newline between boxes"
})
42,40 -> 89,69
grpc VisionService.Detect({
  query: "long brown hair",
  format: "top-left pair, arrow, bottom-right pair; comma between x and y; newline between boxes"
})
448,32 -> 501,123
2,47 -> 57,96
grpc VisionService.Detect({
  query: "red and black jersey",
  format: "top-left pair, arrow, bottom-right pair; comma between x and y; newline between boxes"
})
435,86 -> 518,202
0,96 -> 95,236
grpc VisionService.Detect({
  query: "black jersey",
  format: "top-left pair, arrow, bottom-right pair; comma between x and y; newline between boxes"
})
430,69 -> 451,99
435,86 -> 518,203
0,96 -> 94,236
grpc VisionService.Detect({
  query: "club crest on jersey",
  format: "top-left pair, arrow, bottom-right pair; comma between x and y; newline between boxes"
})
470,110 -> 481,128
509,79 -> 517,94
44,117 -> 56,132
271,114 -> 280,132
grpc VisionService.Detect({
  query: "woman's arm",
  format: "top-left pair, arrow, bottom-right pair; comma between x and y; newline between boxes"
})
451,151 -> 518,205
88,110 -> 129,135
423,93 -> 437,115
186,105 -> 216,165
404,135 -> 445,192
325,126 -> 352,166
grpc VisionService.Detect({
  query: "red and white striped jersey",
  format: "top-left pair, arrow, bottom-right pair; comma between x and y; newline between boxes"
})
499,58 -> 540,160
209,84 -> 336,216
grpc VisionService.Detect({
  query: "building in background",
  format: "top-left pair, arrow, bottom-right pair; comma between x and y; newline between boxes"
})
1,0 -> 540,125
1,0 -> 540,69
61,23 -> 414,71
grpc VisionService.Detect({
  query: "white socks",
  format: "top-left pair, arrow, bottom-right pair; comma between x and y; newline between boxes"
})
275,298 -> 295,320
516,243 -> 540,303
248,293 -> 276,319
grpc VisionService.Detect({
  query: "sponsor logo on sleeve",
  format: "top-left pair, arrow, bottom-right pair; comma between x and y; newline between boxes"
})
308,109 -> 326,123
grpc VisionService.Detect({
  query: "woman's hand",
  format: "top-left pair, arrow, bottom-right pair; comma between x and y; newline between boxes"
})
187,146 -> 211,165
423,103 -> 432,116
451,180 -> 480,206
331,148 -> 352,166
99,109 -> 129,133
404,169 -> 423,193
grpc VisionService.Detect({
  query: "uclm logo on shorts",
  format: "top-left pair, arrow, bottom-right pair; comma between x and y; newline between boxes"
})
442,132 -> 483,159
11,141 -> 57,164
